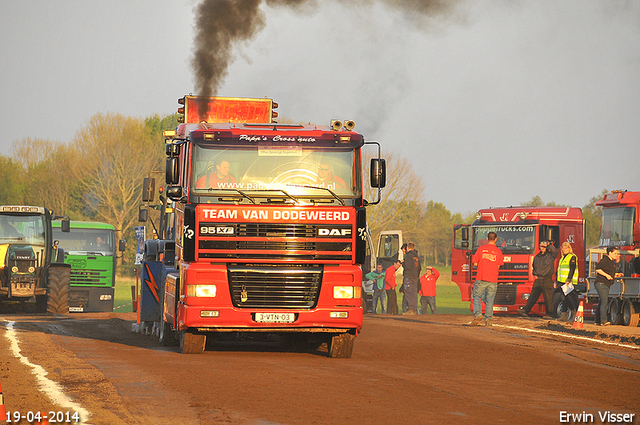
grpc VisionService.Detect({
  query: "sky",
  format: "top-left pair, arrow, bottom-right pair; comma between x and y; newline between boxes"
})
1,0 -> 639,216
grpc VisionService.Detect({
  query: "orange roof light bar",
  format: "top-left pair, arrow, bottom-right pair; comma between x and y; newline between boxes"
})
179,96 -> 275,124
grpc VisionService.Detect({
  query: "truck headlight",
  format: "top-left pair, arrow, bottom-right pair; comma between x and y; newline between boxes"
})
187,284 -> 217,297
12,266 -> 18,273
522,294 -> 530,300
28,266 -> 35,273
333,286 -> 361,299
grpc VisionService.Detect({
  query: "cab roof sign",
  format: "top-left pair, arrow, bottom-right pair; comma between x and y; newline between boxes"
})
179,96 -> 275,124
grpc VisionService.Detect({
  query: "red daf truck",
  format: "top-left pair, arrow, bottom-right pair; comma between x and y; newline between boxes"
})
452,207 -> 585,317
585,190 -> 640,326
137,96 -> 385,357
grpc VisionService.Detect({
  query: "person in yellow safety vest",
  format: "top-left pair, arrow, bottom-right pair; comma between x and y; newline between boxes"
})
556,241 -> 579,322
0,244 -> 8,287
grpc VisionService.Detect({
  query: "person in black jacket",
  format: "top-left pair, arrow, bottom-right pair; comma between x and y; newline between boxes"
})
401,242 -> 422,315
594,246 -> 621,326
518,240 -> 558,318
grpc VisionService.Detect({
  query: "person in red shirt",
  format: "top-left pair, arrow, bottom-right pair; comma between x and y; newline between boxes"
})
470,231 -> 504,326
195,160 -> 237,189
384,260 -> 402,315
419,267 -> 440,314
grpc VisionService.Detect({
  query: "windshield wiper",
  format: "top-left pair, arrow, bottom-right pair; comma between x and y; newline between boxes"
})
302,186 -> 345,206
204,188 -> 257,204
260,189 -> 300,205
237,189 -> 300,205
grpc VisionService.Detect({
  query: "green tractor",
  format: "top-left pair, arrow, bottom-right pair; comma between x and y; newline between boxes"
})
0,206 -> 71,314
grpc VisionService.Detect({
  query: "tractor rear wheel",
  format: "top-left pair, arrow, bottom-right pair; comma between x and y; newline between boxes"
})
47,266 -> 70,314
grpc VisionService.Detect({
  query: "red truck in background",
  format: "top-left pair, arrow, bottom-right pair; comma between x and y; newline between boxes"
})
137,96 -> 386,357
452,206 -> 585,317
585,190 -> 640,326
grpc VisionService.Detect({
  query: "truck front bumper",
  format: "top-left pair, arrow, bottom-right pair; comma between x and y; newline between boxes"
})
177,304 -> 363,334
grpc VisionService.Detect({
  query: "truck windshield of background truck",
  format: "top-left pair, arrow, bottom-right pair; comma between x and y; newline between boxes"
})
472,224 -> 535,254
0,214 -> 46,246
599,207 -> 635,247
52,228 -> 115,256
191,145 -> 358,198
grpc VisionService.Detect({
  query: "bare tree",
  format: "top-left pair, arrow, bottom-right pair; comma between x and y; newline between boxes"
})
421,201 -> 453,265
0,155 -> 25,204
72,113 -> 164,260
363,151 -> 426,241
11,138 -> 58,169
11,138 -> 79,215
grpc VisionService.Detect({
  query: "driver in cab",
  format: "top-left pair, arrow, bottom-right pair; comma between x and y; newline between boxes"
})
315,162 -> 346,191
196,160 -> 237,189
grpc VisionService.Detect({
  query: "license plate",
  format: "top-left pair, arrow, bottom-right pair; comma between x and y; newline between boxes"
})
493,306 -> 508,311
254,312 -> 295,323
69,306 -> 84,312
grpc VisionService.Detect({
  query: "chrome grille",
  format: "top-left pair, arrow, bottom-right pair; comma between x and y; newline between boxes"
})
237,223 -> 316,238
70,269 -> 108,285
494,284 -> 518,305
228,265 -> 322,309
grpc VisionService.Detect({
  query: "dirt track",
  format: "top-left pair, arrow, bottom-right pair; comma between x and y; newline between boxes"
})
1,312 -> 639,425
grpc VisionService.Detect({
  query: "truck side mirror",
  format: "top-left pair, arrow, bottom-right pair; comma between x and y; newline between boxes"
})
370,158 -> 386,188
166,157 -> 179,185
61,219 -> 70,233
142,177 -> 156,202
461,227 -> 469,241
138,208 -> 148,222
167,185 -> 183,200
118,239 -> 126,252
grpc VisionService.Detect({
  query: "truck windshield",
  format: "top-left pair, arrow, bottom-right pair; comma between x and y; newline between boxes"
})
0,214 -> 46,246
53,228 -> 115,256
600,206 -> 635,247
472,224 -> 536,254
191,145 -> 359,198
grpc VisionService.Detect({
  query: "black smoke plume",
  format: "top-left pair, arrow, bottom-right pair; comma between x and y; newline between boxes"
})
192,0 -> 459,102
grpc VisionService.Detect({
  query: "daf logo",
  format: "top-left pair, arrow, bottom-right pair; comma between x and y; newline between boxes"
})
318,228 -> 352,237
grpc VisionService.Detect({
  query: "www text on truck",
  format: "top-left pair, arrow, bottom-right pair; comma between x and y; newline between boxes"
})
52,220 -> 126,312
1,205 -> 71,313
585,190 -> 640,326
136,96 -> 386,357
452,206 -> 585,317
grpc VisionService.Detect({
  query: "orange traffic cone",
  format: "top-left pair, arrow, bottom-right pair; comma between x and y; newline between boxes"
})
0,381 -> 6,422
572,300 -> 584,329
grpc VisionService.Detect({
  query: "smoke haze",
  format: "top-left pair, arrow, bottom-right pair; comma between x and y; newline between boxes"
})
192,0 -> 462,100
